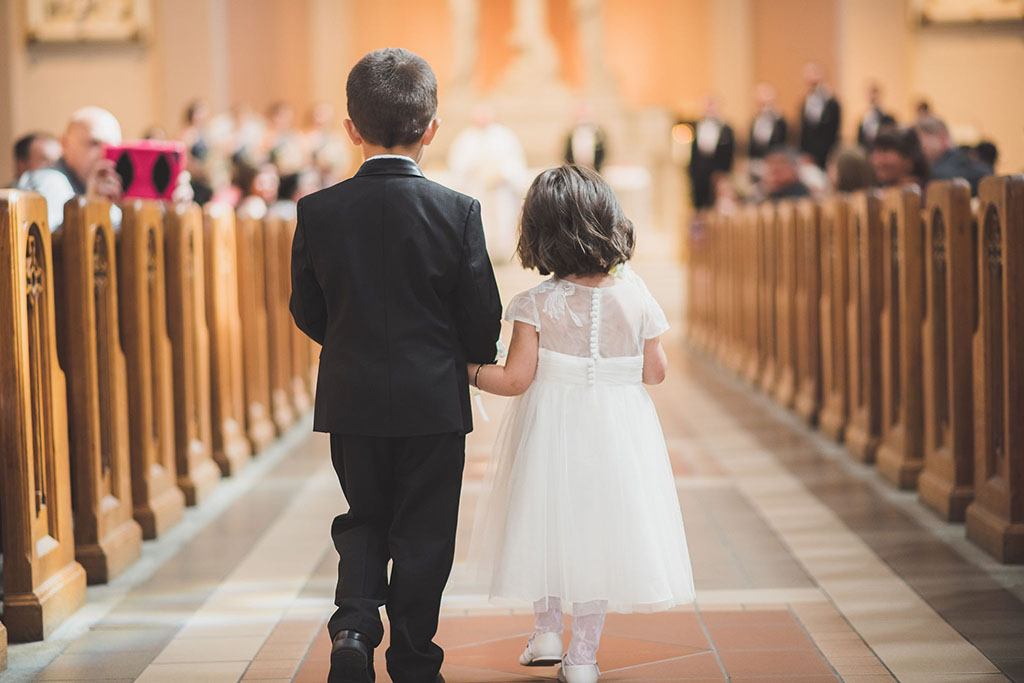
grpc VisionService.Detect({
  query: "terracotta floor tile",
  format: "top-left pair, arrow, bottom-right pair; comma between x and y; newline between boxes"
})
602,612 -> 709,648
602,651 -> 725,679
718,648 -> 835,677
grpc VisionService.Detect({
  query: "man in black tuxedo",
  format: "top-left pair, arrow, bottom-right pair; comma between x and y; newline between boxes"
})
856,82 -> 896,149
747,83 -> 788,181
290,48 -> 502,683
688,95 -> 735,209
799,63 -> 841,169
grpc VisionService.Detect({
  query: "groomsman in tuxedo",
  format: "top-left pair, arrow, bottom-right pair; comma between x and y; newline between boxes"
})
564,105 -> 607,174
799,63 -> 841,169
747,83 -> 788,181
857,82 -> 896,149
688,96 -> 734,209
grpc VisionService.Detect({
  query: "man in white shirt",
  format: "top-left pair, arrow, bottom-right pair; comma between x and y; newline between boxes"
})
688,95 -> 734,209
799,63 -> 841,169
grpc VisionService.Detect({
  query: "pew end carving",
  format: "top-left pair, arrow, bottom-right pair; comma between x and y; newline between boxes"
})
773,200 -> 799,408
0,190 -> 87,640
844,191 -> 884,464
793,199 -> 822,424
264,213 -> 297,432
203,204 -> 252,475
818,196 -> 852,442
876,186 -> 926,489
965,175 -> 1024,563
54,197 -> 143,584
756,203 -> 779,393
116,200 -> 185,538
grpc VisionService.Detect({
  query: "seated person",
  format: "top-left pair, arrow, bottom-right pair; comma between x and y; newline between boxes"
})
10,131 -> 60,185
760,147 -> 811,200
827,147 -> 876,193
870,127 -> 929,190
17,106 -> 191,230
234,161 -> 279,219
974,140 -> 998,172
916,116 -> 991,194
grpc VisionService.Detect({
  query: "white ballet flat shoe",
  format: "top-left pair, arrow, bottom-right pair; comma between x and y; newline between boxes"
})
519,631 -> 563,666
557,658 -> 600,683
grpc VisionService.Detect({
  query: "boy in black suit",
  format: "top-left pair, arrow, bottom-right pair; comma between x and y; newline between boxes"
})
290,48 -> 502,683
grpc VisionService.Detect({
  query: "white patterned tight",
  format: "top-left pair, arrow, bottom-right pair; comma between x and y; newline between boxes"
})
533,597 -> 607,666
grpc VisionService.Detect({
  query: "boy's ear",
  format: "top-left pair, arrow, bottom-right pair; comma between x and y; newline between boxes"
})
343,119 -> 363,146
421,118 -> 441,146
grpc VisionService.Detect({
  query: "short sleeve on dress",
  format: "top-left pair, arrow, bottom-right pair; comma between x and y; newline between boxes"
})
640,291 -> 670,339
504,291 -> 540,329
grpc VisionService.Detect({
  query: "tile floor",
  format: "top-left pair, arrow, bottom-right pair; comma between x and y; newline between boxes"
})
3,255 -> 1023,682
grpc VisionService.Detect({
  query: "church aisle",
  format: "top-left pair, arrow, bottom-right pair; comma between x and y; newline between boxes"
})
8,259 -> 1022,683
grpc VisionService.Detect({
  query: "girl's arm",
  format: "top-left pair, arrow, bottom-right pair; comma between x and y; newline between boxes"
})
642,337 -> 668,385
468,321 -> 539,396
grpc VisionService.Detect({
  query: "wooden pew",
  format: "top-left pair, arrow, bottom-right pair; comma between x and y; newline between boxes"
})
876,186 -> 925,489
203,204 -> 251,475
793,199 -> 822,424
818,196 -> 851,442
918,180 -> 975,521
234,207 -> 276,451
116,200 -> 185,538
965,175 -> 1024,563
0,190 -> 86,640
756,203 -> 778,393
282,218 -> 313,413
773,200 -> 798,408
741,205 -> 761,384
724,211 -> 746,375
844,191 -> 884,463
53,197 -> 143,584
164,204 -> 221,505
264,212 -> 297,431
1,622 -> 6,670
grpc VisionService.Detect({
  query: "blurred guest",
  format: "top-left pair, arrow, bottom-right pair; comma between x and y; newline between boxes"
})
870,127 -> 929,190
304,102 -> 350,186
688,95 -> 735,209
916,115 -> 991,193
269,168 -> 319,221
827,147 -> 875,193
748,83 -> 787,167
11,131 -> 60,183
563,103 -> 607,173
266,101 -> 303,169
711,171 -> 739,215
915,99 -> 932,123
448,103 -> 528,262
797,153 -> 829,200
762,147 -> 810,200
182,99 -> 211,162
975,140 -> 998,170
17,107 -> 191,229
799,63 -> 841,169
857,82 -> 896,149
235,161 -> 279,218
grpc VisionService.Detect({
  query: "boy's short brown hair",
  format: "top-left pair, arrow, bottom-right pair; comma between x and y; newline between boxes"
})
346,48 -> 437,148
517,165 -> 635,278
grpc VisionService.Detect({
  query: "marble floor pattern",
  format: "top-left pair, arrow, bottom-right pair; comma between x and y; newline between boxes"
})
4,254 -> 1023,683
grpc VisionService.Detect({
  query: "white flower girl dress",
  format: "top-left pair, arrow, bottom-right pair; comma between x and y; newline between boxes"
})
471,266 -> 695,615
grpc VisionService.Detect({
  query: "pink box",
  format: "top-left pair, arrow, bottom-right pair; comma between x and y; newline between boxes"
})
104,140 -> 186,200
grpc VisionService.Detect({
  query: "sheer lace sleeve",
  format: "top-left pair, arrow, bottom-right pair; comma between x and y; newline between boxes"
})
504,291 -> 540,329
641,293 -> 670,339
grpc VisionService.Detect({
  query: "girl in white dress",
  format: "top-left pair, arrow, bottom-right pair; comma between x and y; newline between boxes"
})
467,165 -> 695,683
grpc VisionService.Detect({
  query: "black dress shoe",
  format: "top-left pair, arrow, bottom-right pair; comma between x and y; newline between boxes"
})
329,630 -> 375,683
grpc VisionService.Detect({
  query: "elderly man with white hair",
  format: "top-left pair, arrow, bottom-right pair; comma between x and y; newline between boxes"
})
17,106 -> 190,229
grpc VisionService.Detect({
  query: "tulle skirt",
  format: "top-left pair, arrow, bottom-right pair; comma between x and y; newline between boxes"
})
469,349 -> 696,614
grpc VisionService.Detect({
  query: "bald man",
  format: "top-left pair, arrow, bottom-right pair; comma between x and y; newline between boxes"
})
17,106 -> 191,229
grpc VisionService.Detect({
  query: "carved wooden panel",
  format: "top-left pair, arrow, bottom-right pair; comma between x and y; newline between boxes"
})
264,213 -> 297,431
116,200 -> 185,538
844,191 -> 884,463
234,208 -> 275,451
757,203 -> 778,393
818,196 -> 851,442
877,186 -> 926,489
53,197 -> 142,584
793,199 -> 822,425
966,175 -> 1024,563
164,204 -> 220,505
918,180 -> 976,521
203,204 -> 251,475
773,200 -> 799,408
282,217 -> 313,413
0,190 -> 86,641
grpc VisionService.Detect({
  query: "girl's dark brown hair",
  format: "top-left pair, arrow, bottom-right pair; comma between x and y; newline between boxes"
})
516,165 -> 635,278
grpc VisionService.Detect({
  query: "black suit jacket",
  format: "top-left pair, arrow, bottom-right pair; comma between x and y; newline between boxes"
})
748,116 -> 788,159
688,122 -> 735,208
290,156 -> 502,437
800,96 -> 841,168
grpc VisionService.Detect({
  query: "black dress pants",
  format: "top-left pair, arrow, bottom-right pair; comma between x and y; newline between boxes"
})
327,432 -> 465,683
